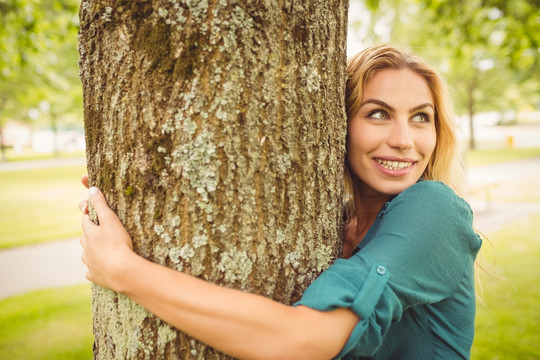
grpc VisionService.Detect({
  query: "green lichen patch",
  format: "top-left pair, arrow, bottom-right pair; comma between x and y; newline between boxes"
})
172,129 -> 220,203
217,248 -> 253,283
315,244 -> 333,272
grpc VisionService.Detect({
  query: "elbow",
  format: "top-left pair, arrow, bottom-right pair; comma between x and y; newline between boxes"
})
253,306 -> 354,360
263,333 -> 339,360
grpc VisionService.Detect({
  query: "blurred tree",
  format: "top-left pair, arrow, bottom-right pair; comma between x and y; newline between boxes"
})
0,0 -> 81,159
349,0 -> 540,149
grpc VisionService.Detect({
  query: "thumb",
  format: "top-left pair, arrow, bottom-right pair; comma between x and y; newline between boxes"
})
88,187 -> 115,223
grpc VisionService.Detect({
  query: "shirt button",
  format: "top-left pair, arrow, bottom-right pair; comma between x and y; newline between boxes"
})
376,265 -> 387,275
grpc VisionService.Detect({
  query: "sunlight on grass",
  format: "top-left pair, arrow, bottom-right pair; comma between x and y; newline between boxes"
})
0,165 -> 87,249
472,214 -> 540,359
465,147 -> 540,167
0,284 -> 93,360
487,178 -> 540,203
3,149 -> 85,162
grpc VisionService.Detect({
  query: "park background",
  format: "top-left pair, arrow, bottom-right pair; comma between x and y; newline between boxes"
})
1,0 -> 539,359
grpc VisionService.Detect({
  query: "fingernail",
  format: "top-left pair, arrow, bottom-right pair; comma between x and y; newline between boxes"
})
89,187 -> 98,197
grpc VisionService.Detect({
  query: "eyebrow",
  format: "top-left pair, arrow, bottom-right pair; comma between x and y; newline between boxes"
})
360,99 -> 434,114
409,103 -> 435,114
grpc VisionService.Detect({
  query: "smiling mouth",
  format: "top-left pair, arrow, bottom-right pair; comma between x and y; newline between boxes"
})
376,159 -> 413,170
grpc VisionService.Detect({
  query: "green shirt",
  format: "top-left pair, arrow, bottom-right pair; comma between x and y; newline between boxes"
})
295,180 -> 482,359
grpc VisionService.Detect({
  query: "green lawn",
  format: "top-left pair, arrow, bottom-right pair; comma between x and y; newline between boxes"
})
0,284 -> 93,360
2,149 -> 85,162
0,165 -> 87,249
465,147 -> 540,167
471,214 -> 540,359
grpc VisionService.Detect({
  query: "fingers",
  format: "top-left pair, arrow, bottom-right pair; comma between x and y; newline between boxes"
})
81,213 -> 95,234
79,200 -> 89,214
87,187 -> 115,223
81,175 -> 90,189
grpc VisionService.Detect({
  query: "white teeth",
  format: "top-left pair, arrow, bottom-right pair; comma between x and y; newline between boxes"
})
377,159 -> 412,170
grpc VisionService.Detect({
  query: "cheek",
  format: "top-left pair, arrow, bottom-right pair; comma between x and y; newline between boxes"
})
347,122 -> 372,154
423,132 -> 437,163
424,126 -> 437,153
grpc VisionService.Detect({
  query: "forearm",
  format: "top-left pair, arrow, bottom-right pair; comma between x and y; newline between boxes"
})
116,254 -> 356,360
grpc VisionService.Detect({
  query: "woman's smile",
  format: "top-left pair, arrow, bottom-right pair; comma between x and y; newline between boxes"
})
374,157 -> 416,176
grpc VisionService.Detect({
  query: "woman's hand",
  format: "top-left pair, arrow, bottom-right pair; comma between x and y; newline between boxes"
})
79,179 -> 135,292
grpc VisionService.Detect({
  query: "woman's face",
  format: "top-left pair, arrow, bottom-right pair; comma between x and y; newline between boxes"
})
347,68 -> 437,199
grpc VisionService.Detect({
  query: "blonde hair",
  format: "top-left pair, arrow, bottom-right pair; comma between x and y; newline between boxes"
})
344,45 -> 465,217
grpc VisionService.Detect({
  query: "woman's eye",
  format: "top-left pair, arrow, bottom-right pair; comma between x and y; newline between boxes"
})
412,113 -> 430,123
368,110 -> 389,120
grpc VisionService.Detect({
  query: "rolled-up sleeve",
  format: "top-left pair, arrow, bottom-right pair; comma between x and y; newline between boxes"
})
295,256 -> 402,358
295,257 -> 402,358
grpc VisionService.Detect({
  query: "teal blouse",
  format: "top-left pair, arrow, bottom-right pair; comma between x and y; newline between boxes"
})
295,180 -> 482,359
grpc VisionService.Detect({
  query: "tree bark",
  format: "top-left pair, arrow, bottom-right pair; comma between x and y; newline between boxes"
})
79,0 -> 348,358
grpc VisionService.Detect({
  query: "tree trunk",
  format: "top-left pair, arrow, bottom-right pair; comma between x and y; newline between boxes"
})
79,1 -> 348,359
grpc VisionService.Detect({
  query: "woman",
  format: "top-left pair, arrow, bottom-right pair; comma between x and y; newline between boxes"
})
80,44 -> 481,359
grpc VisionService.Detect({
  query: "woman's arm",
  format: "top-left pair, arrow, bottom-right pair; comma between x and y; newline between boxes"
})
80,185 -> 358,360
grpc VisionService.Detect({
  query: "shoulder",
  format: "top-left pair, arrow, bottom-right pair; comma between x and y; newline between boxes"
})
399,179 -> 462,200
391,180 -> 472,219
381,180 -> 481,253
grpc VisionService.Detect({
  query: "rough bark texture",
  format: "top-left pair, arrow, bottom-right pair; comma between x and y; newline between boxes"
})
78,0 -> 348,358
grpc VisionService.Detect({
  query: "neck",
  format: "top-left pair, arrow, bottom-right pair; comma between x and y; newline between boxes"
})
342,193 -> 390,258
354,191 -> 390,224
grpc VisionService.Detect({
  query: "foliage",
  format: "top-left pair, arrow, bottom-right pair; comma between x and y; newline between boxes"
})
0,163 -> 87,249
0,0 -> 82,157
0,284 -> 93,360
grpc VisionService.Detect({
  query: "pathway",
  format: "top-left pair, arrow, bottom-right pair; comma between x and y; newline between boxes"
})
0,157 -> 86,172
0,238 -> 88,299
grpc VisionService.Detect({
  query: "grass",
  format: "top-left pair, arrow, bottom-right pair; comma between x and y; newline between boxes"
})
2,149 -> 85,162
472,214 -> 540,359
465,147 -> 540,167
0,284 -> 93,360
0,165 -> 87,249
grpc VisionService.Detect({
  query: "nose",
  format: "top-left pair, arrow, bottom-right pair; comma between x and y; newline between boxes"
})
387,121 -> 413,150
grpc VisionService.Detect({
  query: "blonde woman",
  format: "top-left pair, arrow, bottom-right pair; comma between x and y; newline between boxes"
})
80,45 -> 481,359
